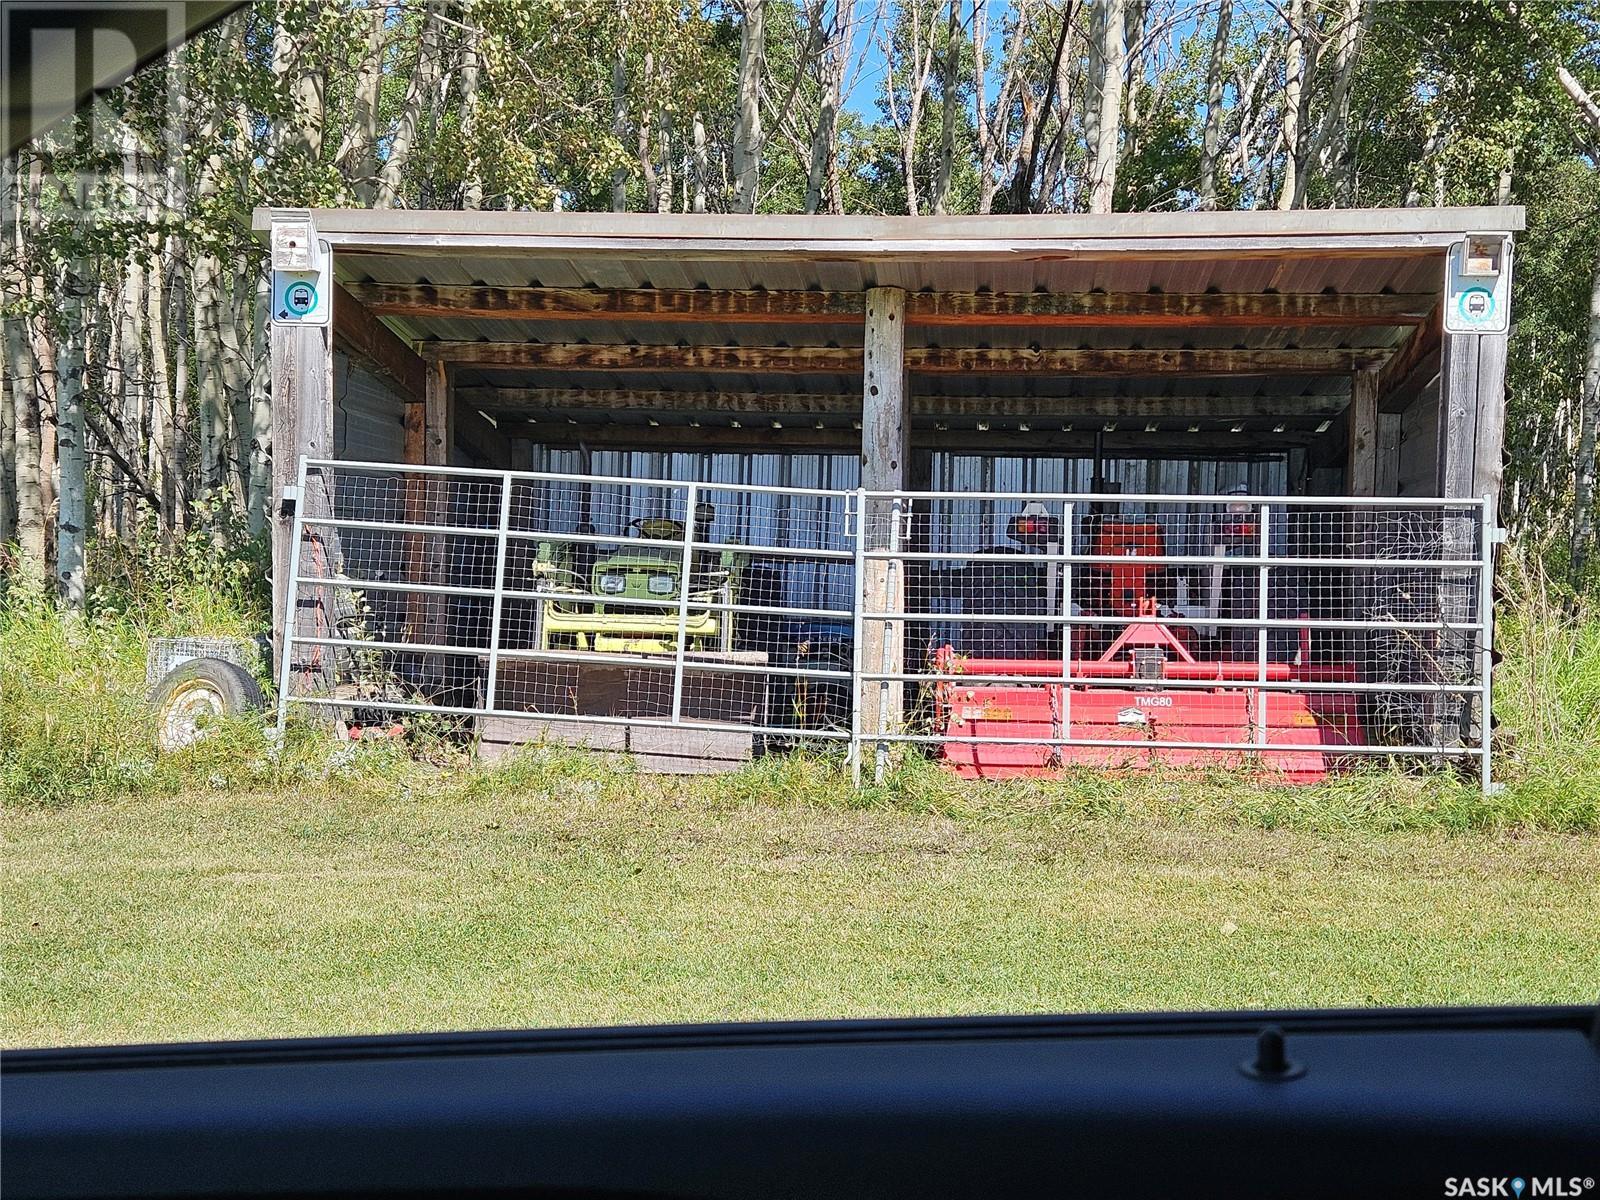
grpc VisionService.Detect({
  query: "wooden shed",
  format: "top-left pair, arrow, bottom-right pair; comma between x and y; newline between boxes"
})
255,207 -> 1518,778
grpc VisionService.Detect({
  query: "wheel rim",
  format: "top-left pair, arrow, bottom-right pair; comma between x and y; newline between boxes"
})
159,681 -> 226,752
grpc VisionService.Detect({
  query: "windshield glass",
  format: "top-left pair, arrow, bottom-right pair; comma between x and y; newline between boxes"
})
3,0 -> 1597,1051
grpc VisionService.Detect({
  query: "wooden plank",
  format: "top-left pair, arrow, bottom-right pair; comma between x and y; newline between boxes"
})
328,234 -> 1460,264
421,342 -> 862,371
909,290 -> 1431,326
1346,368 -> 1379,496
332,281 -> 426,403
456,386 -> 1350,420
422,341 -> 1388,375
914,347 -> 1388,375
344,281 -> 1430,328
270,321 -> 334,687
1376,304 -> 1441,413
275,205 -> 1525,241
1472,332 -> 1508,506
423,359 -> 451,466
1438,333 -> 1481,499
501,422 -> 1315,455
407,361 -> 452,686
345,282 -> 864,323
863,286 -> 909,489
1376,411 -> 1403,494
862,287 -> 908,750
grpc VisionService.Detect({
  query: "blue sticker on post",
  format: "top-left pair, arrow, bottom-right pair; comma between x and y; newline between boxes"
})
284,280 -> 318,317
1457,286 -> 1495,326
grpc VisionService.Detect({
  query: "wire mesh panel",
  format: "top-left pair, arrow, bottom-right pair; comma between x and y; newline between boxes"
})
279,460 -> 858,757
859,490 -> 1492,787
278,459 -> 1494,788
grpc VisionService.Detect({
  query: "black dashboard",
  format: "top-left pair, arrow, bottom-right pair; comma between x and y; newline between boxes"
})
5,1005 -> 1598,1199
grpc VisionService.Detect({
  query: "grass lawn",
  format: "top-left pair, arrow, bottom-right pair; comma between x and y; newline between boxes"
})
5,774 -> 1597,1048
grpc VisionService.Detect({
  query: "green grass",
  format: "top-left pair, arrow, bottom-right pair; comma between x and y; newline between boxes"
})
3,546 -> 1598,1047
4,779 -> 1597,1047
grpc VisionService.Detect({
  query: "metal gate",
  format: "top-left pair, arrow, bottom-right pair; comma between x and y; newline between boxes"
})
278,458 -> 1495,788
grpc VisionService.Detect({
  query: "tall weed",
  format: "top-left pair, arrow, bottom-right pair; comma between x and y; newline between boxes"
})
3,535 -> 1597,830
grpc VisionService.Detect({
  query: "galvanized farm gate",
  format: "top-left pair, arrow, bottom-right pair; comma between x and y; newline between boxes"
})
277,458 -> 1496,788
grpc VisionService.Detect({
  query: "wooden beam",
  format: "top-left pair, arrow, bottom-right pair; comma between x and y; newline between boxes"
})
332,281 -> 425,403
907,290 -> 1431,327
1376,303 -> 1442,413
915,347 -> 1388,375
423,360 -> 451,466
1438,331 -> 1506,503
1346,368 -> 1379,496
501,421 -> 1315,456
862,287 -> 909,490
344,281 -> 1432,329
344,282 -> 864,323
422,341 -> 1388,375
455,386 -> 1351,420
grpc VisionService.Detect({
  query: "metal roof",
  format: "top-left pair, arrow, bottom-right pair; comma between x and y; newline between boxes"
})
260,207 -> 1517,446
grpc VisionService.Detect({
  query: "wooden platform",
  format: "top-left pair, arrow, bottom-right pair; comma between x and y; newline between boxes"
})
478,652 -> 769,773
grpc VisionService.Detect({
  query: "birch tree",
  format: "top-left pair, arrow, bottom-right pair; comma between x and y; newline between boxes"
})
1197,0 -> 1232,208
1276,0 -> 1305,209
376,2 -> 446,209
734,0 -> 767,212
1088,0 -> 1127,213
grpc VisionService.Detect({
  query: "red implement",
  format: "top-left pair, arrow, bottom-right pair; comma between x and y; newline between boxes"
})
934,625 -> 1365,783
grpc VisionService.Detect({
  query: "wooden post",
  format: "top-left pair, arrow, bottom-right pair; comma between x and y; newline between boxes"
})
270,321 -> 334,679
861,286 -> 908,747
1345,367 -> 1381,678
1436,329 -> 1507,751
404,361 -> 452,684
1346,368 -> 1379,496
424,359 -> 451,466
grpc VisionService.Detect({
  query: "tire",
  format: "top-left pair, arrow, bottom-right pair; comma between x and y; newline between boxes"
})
150,658 -> 264,752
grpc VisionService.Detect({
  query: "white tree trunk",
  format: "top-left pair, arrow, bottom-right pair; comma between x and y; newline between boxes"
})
733,0 -> 766,213
1276,0 -> 1304,210
931,0 -> 961,214
1571,238 -> 1600,582
0,320 -> 13,548
5,308 -> 42,583
376,2 -> 444,209
245,270 -> 273,535
349,2 -> 386,205
1198,0 -> 1232,209
458,0 -> 484,209
691,110 -> 707,213
806,6 -> 848,214
611,41 -> 628,211
1088,0 -> 1126,213
55,264 -> 86,608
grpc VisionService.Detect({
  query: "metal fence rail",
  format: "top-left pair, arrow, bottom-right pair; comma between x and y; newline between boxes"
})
278,458 -> 1495,789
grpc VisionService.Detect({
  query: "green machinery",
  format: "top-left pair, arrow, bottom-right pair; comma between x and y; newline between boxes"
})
530,504 -> 742,655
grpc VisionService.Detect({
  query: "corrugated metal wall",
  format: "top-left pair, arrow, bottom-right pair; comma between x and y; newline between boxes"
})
332,351 -> 407,463
520,445 -> 1287,611
330,354 -> 410,620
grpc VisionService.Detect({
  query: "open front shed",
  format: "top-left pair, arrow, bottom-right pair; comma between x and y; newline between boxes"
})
256,207 -> 1520,781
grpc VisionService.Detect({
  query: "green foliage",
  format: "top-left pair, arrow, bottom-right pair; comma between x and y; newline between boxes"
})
7,544 -> 1593,832
87,495 -> 271,635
